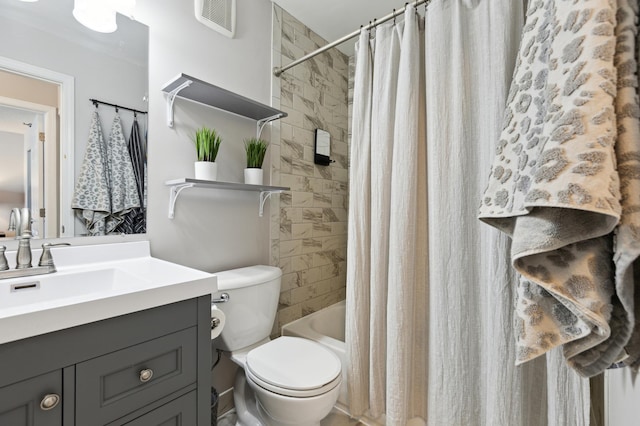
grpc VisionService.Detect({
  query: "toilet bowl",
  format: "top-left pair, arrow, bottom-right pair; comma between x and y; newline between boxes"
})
211,266 -> 342,426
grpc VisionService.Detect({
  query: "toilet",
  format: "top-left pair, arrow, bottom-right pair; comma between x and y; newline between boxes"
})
212,265 -> 342,426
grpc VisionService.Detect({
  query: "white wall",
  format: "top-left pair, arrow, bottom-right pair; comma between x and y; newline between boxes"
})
133,0 -> 273,269
132,0 -> 274,406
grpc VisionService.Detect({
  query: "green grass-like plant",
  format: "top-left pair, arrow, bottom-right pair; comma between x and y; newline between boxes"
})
194,127 -> 222,162
244,138 -> 269,168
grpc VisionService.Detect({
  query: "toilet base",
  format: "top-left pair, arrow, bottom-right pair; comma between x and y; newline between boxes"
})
233,369 -> 263,426
233,369 -> 327,426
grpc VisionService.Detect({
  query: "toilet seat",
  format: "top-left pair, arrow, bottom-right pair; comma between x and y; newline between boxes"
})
245,336 -> 342,398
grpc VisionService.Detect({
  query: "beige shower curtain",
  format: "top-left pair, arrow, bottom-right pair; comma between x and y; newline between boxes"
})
346,6 -> 427,424
346,0 -> 590,425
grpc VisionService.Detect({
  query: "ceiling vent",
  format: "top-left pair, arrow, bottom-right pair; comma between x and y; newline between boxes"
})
195,0 -> 236,38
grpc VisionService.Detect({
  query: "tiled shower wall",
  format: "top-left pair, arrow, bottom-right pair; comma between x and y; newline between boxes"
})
270,5 -> 350,333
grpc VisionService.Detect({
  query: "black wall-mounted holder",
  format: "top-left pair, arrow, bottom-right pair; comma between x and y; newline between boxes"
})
314,129 -> 334,166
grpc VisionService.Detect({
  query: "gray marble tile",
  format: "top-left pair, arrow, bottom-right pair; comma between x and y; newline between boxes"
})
303,113 -> 326,132
282,138 -> 305,160
291,254 -> 314,272
292,223 -> 313,239
292,159 -> 315,177
279,290 -> 292,306
302,208 -> 323,224
281,87 -> 294,108
292,191 -> 314,207
279,192 -> 292,207
302,237 -> 323,254
314,164 -> 333,180
323,235 -> 346,251
281,207 -> 303,224
282,22 -> 294,44
291,283 -> 318,304
280,239 -> 303,257
313,222 -> 332,237
314,193 -> 333,208
280,223 -> 292,241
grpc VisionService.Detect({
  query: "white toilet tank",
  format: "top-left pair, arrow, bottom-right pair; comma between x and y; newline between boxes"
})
212,265 -> 282,352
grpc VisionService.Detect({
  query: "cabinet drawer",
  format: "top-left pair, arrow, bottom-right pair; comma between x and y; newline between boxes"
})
0,369 -> 62,426
76,327 -> 197,425
121,391 -> 197,426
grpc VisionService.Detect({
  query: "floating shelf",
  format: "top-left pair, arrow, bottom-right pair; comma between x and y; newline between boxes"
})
165,178 -> 289,219
161,73 -> 287,133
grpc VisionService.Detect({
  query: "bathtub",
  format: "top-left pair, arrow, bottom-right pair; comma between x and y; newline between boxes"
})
281,300 -> 348,407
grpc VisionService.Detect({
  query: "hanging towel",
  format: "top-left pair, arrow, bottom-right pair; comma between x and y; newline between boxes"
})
613,0 -> 640,369
479,0 -> 640,377
105,114 -> 140,233
71,110 -> 111,236
115,117 -> 146,234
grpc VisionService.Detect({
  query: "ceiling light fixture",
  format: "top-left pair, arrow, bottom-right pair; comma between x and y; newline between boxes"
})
113,0 -> 136,18
73,0 -> 117,33
72,0 -> 136,33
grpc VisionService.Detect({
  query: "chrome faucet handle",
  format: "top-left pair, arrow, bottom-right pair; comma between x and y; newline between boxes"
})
38,243 -> 71,270
0,246 -> 8,271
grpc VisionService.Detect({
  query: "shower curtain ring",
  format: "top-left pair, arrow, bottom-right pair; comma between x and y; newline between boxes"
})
393,9 -> 396,25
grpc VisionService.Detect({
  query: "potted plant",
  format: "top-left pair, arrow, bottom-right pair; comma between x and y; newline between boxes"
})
193,126 -> 222,181
244,137 -> 269,185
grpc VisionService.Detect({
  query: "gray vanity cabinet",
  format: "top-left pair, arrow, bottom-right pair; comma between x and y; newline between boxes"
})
0,369 -> 62,425
0,296 -> 211,425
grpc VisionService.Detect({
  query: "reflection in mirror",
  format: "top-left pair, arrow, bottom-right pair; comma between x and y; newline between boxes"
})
0,0 -> 149,239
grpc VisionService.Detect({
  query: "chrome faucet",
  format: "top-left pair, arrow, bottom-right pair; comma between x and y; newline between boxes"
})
0,242 -> 71,280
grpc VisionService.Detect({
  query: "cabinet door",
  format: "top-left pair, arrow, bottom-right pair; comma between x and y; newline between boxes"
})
0,370 -> 62,426
121,391 -> 197,426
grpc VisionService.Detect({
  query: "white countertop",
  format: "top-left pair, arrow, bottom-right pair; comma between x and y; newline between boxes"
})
0,241 -> 217,344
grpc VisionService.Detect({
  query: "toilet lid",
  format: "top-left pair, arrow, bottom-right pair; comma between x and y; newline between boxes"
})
246,336 -> 341,395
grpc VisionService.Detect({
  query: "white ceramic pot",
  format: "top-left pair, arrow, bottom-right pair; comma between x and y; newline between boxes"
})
195,161 -> 218,181
244,168 -> 263,185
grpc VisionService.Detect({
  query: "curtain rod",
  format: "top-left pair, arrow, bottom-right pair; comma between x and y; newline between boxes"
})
273,0 -> 430,77
90,98 -> 148,115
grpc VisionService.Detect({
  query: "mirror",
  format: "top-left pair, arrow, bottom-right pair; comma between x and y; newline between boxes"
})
0,0 -> 149,239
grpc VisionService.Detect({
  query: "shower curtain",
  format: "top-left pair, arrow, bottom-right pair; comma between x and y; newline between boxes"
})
346,6 -> 427,424
346,1 -> 590,425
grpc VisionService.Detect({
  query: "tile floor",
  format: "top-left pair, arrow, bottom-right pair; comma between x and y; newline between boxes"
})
217,407 -> 365,426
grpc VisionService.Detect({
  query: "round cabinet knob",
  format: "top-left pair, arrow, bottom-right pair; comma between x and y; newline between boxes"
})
40,393 -> 60,411
139,368 -> 154,383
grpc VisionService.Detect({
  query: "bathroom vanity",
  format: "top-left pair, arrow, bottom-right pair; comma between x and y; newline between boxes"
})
0,241 -> 216,425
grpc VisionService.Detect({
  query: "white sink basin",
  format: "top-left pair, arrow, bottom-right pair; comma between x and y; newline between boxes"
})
0,268 -> 150,312
0,241 -> 217,345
